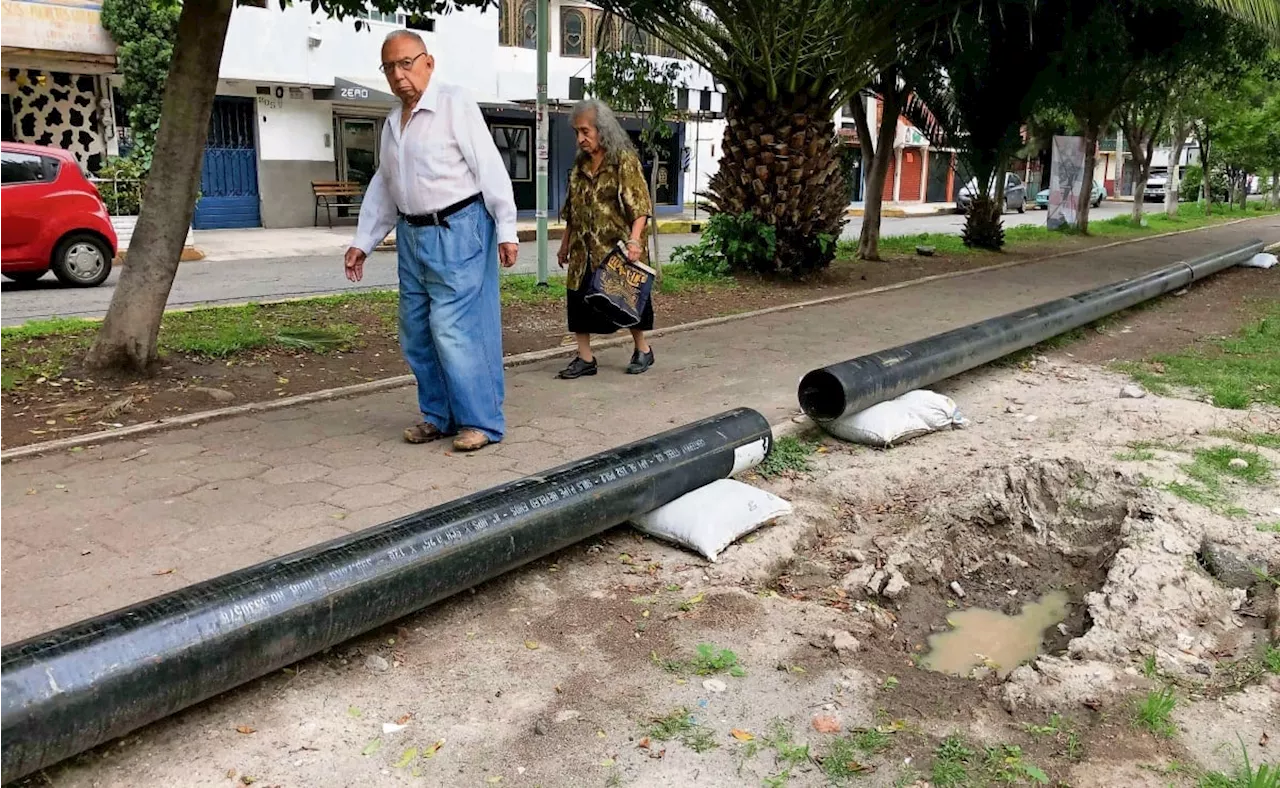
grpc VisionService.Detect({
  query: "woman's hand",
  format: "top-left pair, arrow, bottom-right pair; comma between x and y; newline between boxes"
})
625,239 -> 643,263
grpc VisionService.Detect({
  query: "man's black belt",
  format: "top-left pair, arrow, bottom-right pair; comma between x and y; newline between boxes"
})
400,193 -> 482,228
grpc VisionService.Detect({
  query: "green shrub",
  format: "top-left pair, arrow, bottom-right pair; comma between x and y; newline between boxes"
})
669,212 -> 778,277
1179,165 -> 1228,203
95,153 -> 149,216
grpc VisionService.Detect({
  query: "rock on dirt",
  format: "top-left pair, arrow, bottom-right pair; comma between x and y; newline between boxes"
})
841,564 -> 876,594
826,630 -> 861,655
882,571 -> 911,599
1118,384 -> 1147,399
1200,540 -> 1270,590
192,386 -> 236,403
949,581 -> 966,598
363,654 -> 390,673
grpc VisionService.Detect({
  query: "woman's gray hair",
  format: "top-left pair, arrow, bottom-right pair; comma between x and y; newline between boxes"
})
570,98 -> 636,164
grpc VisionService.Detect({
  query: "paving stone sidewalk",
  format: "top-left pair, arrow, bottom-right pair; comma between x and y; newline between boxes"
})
3,218 -> 1276,643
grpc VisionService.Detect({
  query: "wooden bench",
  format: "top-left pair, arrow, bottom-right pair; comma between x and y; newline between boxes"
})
312,180 -> 366,227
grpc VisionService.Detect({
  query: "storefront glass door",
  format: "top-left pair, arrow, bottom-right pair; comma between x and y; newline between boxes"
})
338,118 -> 380,187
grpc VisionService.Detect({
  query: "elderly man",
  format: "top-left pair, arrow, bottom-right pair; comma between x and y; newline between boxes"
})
346,30 -> 518,452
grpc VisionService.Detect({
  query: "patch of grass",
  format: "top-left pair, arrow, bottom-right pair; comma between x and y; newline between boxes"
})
1263,646 -> 1280,675
1119,308 -> 1280,410
930,735 -> 975,787
982,744 -> 1050,785
1115,447 -> 1157,462
875,232 -> 981,257
655,642 -> 747,678
1188,446 -> 1274,485
1164,445 -> 1272,515
1142,654 -> 1160,679
645,708 -> 718,753
760,720 -> 811,787
0,316 -> 98,341
756,435 -> 817,478
1024,713 -> 1066,738
1258,522 -> 1280,533
820,726 -> 899,781
1197,736 -> 1280,788
1211,430 -> 1280,451
1133,687 -> 1178,737
687,643 -> 747,677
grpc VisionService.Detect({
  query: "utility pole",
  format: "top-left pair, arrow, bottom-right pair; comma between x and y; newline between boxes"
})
535,0 -> 549,285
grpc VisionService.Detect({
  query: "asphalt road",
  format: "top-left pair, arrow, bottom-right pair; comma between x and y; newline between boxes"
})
0,202 -> 1132,326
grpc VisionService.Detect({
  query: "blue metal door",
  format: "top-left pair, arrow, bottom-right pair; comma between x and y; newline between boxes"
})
192,97 -> 260,229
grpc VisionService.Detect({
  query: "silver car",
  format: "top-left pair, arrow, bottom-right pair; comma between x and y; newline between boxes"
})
956,172 -> 1027,214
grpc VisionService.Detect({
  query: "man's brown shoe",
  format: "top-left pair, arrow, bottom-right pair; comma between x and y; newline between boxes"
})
452,429 -> 491,452
403,422 -> 452,444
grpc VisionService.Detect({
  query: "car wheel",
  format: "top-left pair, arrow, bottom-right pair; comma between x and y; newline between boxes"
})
1093,196 -> 1102,208
3,270 -> 46,284
52,234 -> 112,287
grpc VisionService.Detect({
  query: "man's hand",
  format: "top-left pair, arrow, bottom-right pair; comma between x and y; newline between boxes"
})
344,247 -> 366,282
499,242 -> 519,269
625,240 -> 643,263
556,243 -> 570,268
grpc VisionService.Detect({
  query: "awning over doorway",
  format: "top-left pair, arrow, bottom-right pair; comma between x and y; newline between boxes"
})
314,77 -> 396,105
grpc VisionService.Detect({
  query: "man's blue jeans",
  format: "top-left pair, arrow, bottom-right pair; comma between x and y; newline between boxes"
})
396,201 -> 505,442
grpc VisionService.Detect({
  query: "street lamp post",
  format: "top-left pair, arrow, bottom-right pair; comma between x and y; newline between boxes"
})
535,0 -> 549,286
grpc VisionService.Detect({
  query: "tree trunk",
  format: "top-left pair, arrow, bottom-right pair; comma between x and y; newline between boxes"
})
85,0 -> 235,372
1125,127 -> 1146,225
1198,130 -> 1212,215
852,92 -> 899,262
707,91 -> 846,275
648,152 -> 661,268
1165,119 -> 1187,218
1271,169 -> 1279,209
1076,126 -> 1099,232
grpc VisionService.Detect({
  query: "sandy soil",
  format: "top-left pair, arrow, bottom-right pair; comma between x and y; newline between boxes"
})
20,327 -> 1280,788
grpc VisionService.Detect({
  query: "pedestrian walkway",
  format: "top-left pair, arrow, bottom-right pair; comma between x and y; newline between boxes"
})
193,210 -> 705,262
2,218 -> 1276,643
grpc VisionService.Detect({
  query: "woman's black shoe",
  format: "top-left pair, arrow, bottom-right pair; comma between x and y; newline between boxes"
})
626,348 -> 655,375
557,356 -> 598,379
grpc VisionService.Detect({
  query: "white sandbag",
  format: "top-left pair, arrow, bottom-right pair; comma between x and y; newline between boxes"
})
632,478 -> 792,562
822,389 -> 967,447
1240,252 -> 1277,269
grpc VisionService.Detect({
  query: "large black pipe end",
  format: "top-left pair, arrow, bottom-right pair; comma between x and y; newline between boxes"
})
798,368 -> 847,422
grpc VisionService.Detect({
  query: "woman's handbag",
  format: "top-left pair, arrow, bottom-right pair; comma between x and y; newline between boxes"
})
584,240 -> 656,328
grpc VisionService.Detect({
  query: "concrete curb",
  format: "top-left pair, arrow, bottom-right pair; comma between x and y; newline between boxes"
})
0,215 -> 1266,463
114,246 -> 206,265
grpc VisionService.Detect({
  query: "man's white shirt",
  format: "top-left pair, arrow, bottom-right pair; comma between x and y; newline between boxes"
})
351,79 -> 518,254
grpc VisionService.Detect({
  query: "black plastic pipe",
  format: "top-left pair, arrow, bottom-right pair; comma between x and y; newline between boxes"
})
798,239 -> 1264,422
1,408 -> 772,783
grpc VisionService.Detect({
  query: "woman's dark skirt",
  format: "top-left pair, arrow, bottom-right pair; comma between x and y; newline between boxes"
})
566,277 -> 656,335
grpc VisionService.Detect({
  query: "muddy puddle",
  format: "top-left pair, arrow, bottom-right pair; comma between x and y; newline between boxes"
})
922,589 -> 1070,678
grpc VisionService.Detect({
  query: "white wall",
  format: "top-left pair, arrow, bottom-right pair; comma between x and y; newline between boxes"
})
218,3 -> 502,99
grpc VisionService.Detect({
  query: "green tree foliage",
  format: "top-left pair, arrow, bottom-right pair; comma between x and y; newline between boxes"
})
100,0 -> 179,150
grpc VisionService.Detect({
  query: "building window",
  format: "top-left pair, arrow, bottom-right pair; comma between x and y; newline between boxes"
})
561,7 -> 587,58
621,22 -> 648,53
519,0 -> 537,49
593,11 -> 621,52
359,4 -> 404,25
491,124 -> 531,182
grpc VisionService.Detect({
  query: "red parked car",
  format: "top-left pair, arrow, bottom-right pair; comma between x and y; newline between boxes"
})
1,142 -> 117,287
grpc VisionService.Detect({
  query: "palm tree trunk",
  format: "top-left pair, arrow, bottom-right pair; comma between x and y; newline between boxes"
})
86,0 -> 235,372
707,91 -> 847,275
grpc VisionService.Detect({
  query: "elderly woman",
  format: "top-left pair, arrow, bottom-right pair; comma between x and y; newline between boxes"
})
555,99 -> 655,379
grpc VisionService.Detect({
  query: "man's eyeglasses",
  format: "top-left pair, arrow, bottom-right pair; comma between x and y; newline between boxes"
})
380,53 -> 426,74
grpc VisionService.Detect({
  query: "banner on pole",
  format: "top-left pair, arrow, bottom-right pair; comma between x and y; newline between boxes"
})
1048,135 -> 1086,230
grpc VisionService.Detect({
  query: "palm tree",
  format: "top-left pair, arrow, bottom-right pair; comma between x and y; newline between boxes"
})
594,0 -> 926,274
907,0 -> 1059,249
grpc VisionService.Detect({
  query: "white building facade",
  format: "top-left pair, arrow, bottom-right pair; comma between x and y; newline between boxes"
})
205,0 -> 724,228
1,0 -> 121,170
